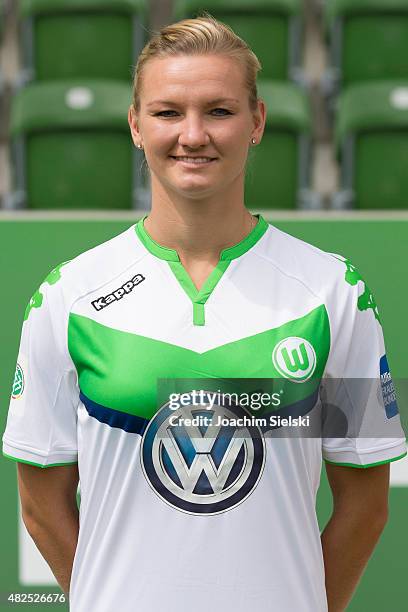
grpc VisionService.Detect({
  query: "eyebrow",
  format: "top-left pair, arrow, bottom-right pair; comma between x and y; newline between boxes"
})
146,97 -> 240,108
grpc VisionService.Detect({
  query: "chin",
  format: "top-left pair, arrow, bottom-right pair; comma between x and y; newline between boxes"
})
173,184 -> 219,199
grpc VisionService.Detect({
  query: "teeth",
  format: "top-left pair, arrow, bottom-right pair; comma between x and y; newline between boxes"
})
175,157 -> 213,163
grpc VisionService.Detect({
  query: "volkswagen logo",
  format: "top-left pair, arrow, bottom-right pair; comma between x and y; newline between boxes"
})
141,394 -> 266,515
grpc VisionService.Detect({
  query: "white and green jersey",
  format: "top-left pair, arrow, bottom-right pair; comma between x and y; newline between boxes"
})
3,215 -> 406,612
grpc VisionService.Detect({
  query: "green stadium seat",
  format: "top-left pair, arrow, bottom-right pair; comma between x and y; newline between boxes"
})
0,0 -> 3,89
0,0 -> 6,147
325,0 -> 408,93
173,0 -> 304,83
19,0 -> 148,83
246,80 -> 316,209
9,79 -> 146,209
333,80 -> 408,209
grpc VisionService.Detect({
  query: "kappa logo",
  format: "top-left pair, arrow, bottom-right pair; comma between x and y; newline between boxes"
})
332,255 -> 381,325
91,274 -> 145,311
141,395 -> 266,515
24,260 -> 70,321
272,337 -> 316,382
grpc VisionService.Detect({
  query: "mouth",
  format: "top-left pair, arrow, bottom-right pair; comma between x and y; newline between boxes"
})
169,156 -> 218,166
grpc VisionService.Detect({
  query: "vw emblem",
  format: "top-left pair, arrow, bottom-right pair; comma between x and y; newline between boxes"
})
141,394 -> 266,515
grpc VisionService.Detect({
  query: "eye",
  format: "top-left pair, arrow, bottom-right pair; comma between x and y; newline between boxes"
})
154,110 -> 177,117
153,108 -> 233,117
211,108 -> 232,116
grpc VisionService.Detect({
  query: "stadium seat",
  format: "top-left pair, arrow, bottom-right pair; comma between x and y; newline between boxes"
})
246,80 -> 316,209
325,0 -> 408,93
173,0 -> 304,83
18,0 -> 148,83
9,79 -> 146,209
0,0 -> 5,145
333,81 -> 408,209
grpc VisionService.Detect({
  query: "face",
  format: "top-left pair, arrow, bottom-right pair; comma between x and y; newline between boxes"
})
128,54 -> 266,201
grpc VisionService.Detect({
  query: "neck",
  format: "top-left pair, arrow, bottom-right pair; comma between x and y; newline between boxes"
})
144,193 -> 254,265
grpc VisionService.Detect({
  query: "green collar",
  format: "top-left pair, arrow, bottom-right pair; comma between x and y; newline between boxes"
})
135,214 -> 269,326
135,214 -> 268,262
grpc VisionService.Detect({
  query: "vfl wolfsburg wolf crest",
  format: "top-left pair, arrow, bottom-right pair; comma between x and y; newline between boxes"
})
272,337 -> 316,382
141,396 -> 265,515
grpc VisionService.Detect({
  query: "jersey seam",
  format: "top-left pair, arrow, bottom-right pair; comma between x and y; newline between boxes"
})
47,369 -> 66,454
256,228 -> 348,382
268,225 -> 347,273
320,284 -> 376,426
37,319 -> 77,456
252,248 -> 332,374
253,249 -> 325,305
30,288 -> 74,455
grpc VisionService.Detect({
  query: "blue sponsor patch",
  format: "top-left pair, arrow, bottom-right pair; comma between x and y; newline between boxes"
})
379,355 -> 398,419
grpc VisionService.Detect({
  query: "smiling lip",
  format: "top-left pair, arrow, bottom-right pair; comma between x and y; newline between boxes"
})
170,156 -> 217,165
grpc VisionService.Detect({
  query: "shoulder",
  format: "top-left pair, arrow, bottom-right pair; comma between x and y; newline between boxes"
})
259,224 -> 381,331
257,223 -> 352,301
25,223 -> 146,321
62,223 -> 145,293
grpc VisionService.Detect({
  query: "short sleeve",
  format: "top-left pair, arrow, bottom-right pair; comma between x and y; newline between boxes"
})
2,265 -> 79,467
320,255 -> 407,468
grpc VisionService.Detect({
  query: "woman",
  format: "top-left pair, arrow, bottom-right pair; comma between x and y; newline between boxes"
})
3,14 -> 406,612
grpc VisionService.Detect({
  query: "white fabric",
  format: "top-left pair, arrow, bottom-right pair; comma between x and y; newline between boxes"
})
3,221 -> 406,612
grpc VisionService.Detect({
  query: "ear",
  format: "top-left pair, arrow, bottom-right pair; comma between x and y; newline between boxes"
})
128,104 -> 142,148
251,98 -> 266,144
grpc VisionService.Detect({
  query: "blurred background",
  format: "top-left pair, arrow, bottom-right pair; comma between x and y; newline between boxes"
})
0,0 -> 407,610
2,0 -> 408,210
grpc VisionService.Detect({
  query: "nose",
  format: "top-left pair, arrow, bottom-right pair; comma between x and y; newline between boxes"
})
177,112 -> 210,149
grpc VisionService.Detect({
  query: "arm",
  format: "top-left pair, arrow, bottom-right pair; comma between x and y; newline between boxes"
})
17,462 -> 80,597
321,462 -> 390,612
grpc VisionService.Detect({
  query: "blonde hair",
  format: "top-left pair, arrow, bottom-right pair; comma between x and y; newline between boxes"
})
132,12 -> 262,114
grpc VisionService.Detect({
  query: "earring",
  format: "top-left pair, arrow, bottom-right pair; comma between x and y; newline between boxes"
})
251,138 -> 256,145
137,143 -> 143,149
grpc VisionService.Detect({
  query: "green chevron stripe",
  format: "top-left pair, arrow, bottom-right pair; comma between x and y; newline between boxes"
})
68,304 -> 330,420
